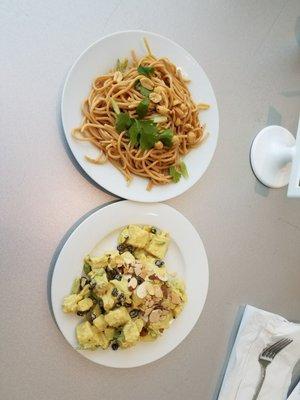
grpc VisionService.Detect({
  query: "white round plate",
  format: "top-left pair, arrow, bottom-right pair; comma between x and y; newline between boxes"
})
61,30 -> 219,202
51,201 -> 209,368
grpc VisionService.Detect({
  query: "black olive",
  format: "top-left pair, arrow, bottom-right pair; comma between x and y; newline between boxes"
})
117,244 -> 125,253
126,245 -> 134,253
115,274 -> 122,281
100,306 -> 106,314
129,309 -> 140,318
125,302 -> 131,308
136,276 -> 144,285
155,260 -> 164,267
91,313 -> 96,321
111,341 -> 119,351
112,288 -> 118,297
114,302 -> 122,308
106,269 -> 117,281
117,293 -> 125,304
89,281 -> 96,289
76,311 -> 85,316
118,293 -> 125,300
80,277 -> 88,289
150,227 -> 157,234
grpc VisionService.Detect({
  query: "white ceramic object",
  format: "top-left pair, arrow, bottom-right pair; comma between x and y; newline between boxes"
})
288,117 -> 300,198
250,125 -> 295,188
51,201 -> 209,368
61,30 -> 219,202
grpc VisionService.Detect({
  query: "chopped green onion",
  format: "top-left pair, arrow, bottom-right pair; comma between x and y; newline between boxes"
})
179,161 -> 189,178
110,98 -> 120,115
135,80 -> 152,97
70,277 -> 80,294
83,262 -> 91,275
152,115 -> 168,124
169,166 -> 181,183
116,58 -> 128,72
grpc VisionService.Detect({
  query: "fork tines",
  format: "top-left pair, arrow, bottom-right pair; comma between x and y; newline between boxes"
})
262,338 -> 293,358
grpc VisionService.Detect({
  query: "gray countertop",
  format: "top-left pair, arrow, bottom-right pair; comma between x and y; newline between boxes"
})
1,1 -> 300,399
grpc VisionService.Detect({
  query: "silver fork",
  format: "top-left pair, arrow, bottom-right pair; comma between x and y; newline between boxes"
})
252,337 -> 293,400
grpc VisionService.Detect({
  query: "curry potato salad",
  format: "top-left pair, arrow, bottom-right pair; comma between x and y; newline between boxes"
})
62,225 -> 187,351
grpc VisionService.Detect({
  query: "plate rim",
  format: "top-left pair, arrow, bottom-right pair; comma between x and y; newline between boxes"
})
61,30 -> 219,202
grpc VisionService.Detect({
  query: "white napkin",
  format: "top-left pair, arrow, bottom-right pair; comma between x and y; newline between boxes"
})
288,382 -> 300,400
217,305 -> 300,400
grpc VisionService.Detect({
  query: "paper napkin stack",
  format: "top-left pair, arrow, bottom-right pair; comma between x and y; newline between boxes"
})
218,305 -> 300,400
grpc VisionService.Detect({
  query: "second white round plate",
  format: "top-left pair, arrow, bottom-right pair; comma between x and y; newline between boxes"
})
61,30 -> 219,202
51,201 -> 209,368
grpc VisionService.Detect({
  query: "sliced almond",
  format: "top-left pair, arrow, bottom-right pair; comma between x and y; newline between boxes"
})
144,308 -> 152,317
128,277 -> 137,290
146,282 -> 155,296
156,272 -> 168,282
134,264 -> 142,276
154,285 -> 163,299
139,269 -> 148,279
136,282 -> 147,298
149,309 -> 162,323
146,300 -> 154,308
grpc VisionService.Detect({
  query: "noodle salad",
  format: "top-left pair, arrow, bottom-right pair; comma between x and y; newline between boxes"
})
73,39 -> 209,190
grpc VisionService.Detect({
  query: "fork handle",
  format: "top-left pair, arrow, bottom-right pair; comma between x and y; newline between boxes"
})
252,365 -> 267,400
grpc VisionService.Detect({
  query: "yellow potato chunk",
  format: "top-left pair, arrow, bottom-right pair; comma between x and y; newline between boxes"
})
77,298 -> 93,312
123,320 -> 140,343
93,315 -> 107,332
62,294 -> 81,313
126,225 -> 149,248
104,307 -> 130,327
145,232 -> 169,259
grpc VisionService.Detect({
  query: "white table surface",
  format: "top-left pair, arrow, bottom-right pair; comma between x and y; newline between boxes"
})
1,1 -> 300,399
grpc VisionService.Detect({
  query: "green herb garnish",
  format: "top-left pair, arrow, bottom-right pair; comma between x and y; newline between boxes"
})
136,98 -> 150,118
139,120 -> 158,150
127,119 -> 158,150
159,129 -> 173,148
169,166 -> 182,183
137,65 -> 154,76
116,112 -> 133,133
128,119 -> 141,147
